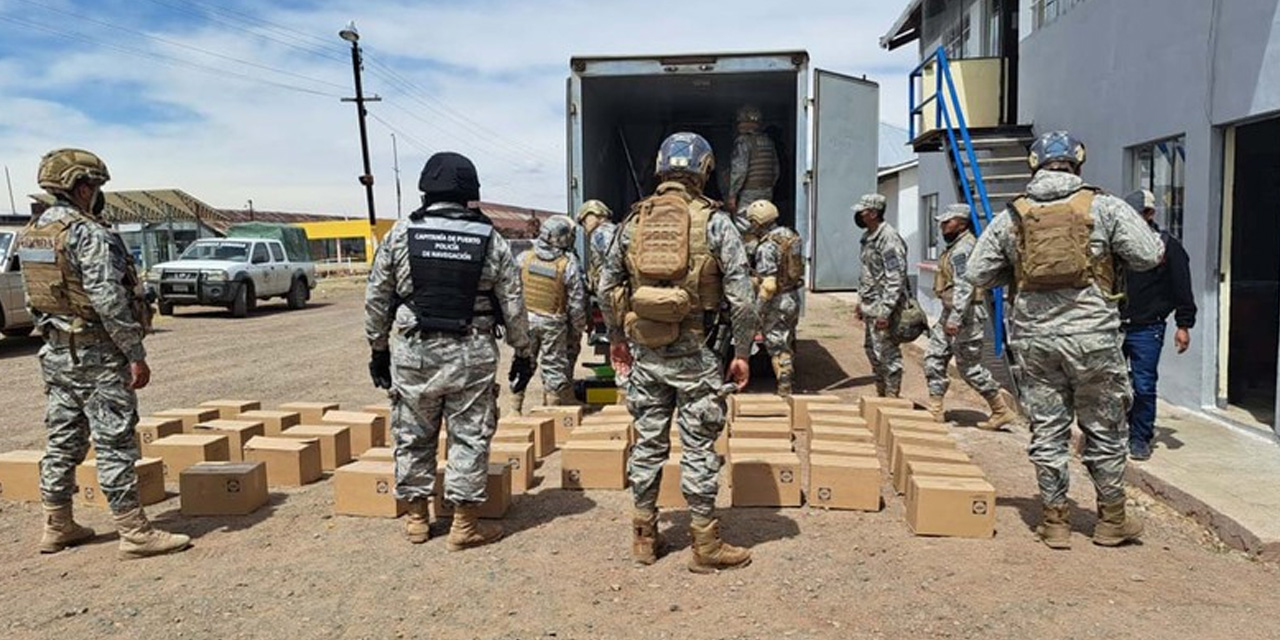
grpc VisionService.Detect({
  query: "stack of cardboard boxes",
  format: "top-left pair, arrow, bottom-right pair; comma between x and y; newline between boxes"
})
559,408 -> 629,491
726,395 -> 801,508
797,395 -> 881,512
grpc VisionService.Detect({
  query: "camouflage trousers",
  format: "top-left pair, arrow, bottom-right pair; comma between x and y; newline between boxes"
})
39,340 -> 142,513
389,331 -> 499,506
761,290 -> 800,389
923,314 -> 999,398
566,325 -> 582,380
1010,332 -> 1132,506
528,313 -> 574,396
863,323 -> 903,396
625,345 -> 727,517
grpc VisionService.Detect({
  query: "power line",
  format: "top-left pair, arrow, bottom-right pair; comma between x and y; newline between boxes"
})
139,0 -> 349,65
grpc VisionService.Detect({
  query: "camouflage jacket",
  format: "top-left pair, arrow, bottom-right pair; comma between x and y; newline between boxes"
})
516,239 -> 588,333
584,220 -> 617,295
938,230 -> 981,332
859,222 -> 908,320
966,171 -> 1164,337
752,224 -> 796,278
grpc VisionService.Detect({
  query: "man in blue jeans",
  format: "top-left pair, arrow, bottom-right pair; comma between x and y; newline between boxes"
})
1121,189 -> 1197,461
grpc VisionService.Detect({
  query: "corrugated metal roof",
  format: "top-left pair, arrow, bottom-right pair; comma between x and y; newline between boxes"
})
879,122 -> 917,170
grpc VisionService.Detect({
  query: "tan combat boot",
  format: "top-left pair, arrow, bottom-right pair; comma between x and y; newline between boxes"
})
404,500 -> 430,544
1093,498 -> 1144,547
980,389 -> 1021,431
508,391 -> 526,416
632,508 -> 659,566
447,505 -> 503,551
1036,502 -> 1072,550
39,502 -> 95,554
927,395 -> 946,422
113,507 -> 191,560
688,516 -> 752,574
772,355 -> 793,397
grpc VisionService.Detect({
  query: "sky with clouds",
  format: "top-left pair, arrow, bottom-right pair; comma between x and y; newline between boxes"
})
0,0 -> 918,217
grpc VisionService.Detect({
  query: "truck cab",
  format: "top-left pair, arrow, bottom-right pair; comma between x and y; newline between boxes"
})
0,226 -> 34,338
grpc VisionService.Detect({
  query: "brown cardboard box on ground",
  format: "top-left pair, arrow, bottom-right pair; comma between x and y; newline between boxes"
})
433,463 -> 512,519
728,438 -> 794,458
528,406 -> 584,445
728,393 -> 781,418
497,416 -> 555,458
788,394 -> 843,432
730,452 -> 802,507
809,455 -> 881,511
736,400 -> 792,419
808,440 -> 879,458
808,414 -> 869,430
76,458 -> 165,507
149,434 -> 231,481
892,446 -> 973,493
333,460 -> 405,518
561,440 -> 628,490
281,425 -> 352,471
810,425 -> 875,445
361,404 -> 393,443
322,411 -> 387,456
0,450 -> 44,502
360,447 -> 394,462
889,432 -> 958,474
493,425 -> 535,446
153,408 -> 221,433
568,424 -> 629,443
901,461 -> 986,496
729,417 -> 792,440
136,417 -> 184,457
180,461 -> 269,516
886,420 -> 952,454
278,402 -> 340,424
858,396 -> 914,421
874,408 -> 936,444
199,399 -> 261,420
490,442 -> 535,494
238,410 -> 301,437
656,460 -> 683,508
906,475 -> 996,538
194,419 -> 265,462
243,436 -> 323,486
806,404 -> 865,422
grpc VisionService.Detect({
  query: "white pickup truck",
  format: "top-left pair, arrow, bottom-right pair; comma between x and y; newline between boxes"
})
148,238 -> 316,318
0,225 -> 34,338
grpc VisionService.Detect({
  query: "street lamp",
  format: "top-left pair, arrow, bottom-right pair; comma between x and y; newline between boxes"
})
339,21 -> 380,228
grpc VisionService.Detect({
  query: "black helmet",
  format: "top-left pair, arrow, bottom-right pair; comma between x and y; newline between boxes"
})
419,152 -> 480,205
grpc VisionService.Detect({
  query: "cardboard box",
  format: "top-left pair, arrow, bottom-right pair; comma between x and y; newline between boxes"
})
361,404 -> 393,444
806,404 -> 865,421
727,393 -> 782,418
810,424 -> 875,445
149,434 -> 231,481
809,455 -> 881,511
858,396 -> 914,421
199,399 -> 261,420
194,419 -> 266,462
497,416 -> 555,458
808,441 -> 879,458
360,447 -> 395,462
901,461 -> 986,496
281,425 -> 352,471
874,408 -> 936,443
656,460 -> 683,508
561,440 -> 628,490
528,405 -> 584,445
892,446 -> 973,493
728,438 -> 794,457
906,476 -> 996,538
730,453 -> 802,507
333,460 -> 406,518
490,442 -> 535,494
322,410 -> 387,456
569,424 -> 630,443
886,420 -> 951,455
179,461 -> 269,516
278,402 -> 340,424
152,408 -> 221,433
433,463 -> 512,519
136,417 -> 184,457
242,436 -> 323,486
597,405 -> 630,417
729,417 -> 792,440
0,450 -> 43,502
237,410 -> 301,437
493,425 -> 535,446
788,394 -> 844,432
76,457 -> 166,508
735,400 -> 792,419
889,433 -> 958,475
809,414 -> 869,430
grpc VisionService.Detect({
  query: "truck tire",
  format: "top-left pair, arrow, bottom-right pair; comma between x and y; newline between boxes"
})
1,326 -> 34,338
286,277 -> 308,310
157,300 -> 174,316
231,281 -> 252,318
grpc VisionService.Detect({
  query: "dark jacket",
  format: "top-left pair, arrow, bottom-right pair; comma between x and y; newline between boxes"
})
1122,223 -> 1196,328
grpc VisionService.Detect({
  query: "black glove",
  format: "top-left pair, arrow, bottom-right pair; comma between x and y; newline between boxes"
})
369,349 -> 392,390
508,355 -> 534,394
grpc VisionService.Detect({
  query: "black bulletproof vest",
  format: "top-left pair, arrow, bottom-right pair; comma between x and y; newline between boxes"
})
407,206 -> 494,333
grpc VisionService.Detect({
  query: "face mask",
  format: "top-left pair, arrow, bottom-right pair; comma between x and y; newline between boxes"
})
943,230 -> 961,243
854,211 -> 868,229
92,190 -> 105,217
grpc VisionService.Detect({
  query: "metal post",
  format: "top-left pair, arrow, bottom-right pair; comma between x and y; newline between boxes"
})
4,165 -> 16,214
339,22 -> 380,229
391,133 -> 402,219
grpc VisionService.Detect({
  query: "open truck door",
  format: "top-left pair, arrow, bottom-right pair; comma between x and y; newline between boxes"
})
809,70 -> 879,291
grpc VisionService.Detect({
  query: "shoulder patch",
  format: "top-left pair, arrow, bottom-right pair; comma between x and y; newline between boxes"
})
950,252 -> 968,277
882,251 -> 902,273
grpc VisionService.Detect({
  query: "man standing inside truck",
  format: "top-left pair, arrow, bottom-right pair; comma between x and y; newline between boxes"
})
854,193 -> 908,398
726,105 -> 779,226
746,199 -> 803,396
599,132 -> 759,573
20,148 -> 190,559
366,151 -> 534,551
513,215 -> 588,412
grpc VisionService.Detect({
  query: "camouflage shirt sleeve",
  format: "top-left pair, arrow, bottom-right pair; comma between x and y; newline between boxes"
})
947,239 -> 975,330
564,253 -> 588,334
597,218 -> 631,343
1101,194 -> 1164,273
873,233 -> 908,320
71,223 -> 147,362
363,223 -> 402,351
728,135 -> 751,200
709,211 -> 760,359
489,235 -> 531,357
754,235 -> 780,277
966,211 -> 1016,290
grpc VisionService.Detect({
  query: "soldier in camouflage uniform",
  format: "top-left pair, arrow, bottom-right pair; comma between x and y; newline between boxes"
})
746,200 -> 803,396
854,193 -> 908,397
366,152 -> 533,551
599,132 -> 759,573
19,148 -> 189,559
577,199 -> 616,296
726,105 -> 779,237
967,131 -> 1163,550
923,203 -> 1020,428
513,215 -> 588,412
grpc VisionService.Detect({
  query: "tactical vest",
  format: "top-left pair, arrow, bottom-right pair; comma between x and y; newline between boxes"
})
933,233 -> 982,308
521,252 -> 568,315
1011,188 -> 1116,295
773,228 -> 804,291
742,133 -> 779,192
618,182 -> 722,348
406,207 -> 495,333
18,208 -> 101,321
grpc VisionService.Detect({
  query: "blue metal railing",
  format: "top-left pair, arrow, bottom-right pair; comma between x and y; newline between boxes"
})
909,46 -> 1007,354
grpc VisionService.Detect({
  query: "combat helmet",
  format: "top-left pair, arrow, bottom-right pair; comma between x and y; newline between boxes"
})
538,214 -> 577,250
1027,131 -> 1086,172
745,200 -> 779,228
38,148 -> 110,194
655,132 -> 715,186
736,104 -> 763,124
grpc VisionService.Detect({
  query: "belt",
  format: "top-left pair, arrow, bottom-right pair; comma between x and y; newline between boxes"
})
43,328 -> 112,349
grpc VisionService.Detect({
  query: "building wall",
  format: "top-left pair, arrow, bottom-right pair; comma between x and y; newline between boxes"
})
297,219 -> 396,264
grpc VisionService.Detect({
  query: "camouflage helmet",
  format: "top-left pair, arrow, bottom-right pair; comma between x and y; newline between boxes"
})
655,132 -> 715,183
1027,131 -> 1086,172
736,104 -> 763,124
745,200 -> 779,228
538,214 -> 577,250
576,199 -> 612,224
38,148 -> 110,193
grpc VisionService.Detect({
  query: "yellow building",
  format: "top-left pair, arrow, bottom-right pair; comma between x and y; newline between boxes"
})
298,219 -> 395,265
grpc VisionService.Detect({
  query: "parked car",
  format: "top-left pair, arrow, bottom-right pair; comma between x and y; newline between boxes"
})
0,225 -> 34,337
148,237 -> 317,317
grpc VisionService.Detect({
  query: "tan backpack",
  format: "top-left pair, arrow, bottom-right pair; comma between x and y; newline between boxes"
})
1011,188 -> 1111,293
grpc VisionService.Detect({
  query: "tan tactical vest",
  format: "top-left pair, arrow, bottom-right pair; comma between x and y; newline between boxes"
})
521,252 -> 568,315
933,235 -> 982,309
18,210 -> 100,321
763,228 -> 804,291
1011,188 -> 1116,295
743,133 -> 778,191
617,182 -> 722,348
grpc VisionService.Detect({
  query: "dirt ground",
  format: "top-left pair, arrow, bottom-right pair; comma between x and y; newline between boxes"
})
1,279 -> 1277,640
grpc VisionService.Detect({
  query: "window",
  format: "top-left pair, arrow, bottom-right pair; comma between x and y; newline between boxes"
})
269,243 -> 286,262
252,243 -> 270,264
986,0 -> 1003,57
944,10 -> 972,59
922,194 -> 940,260
1129,136 -> 1186,240
1031,0 -> 1088,31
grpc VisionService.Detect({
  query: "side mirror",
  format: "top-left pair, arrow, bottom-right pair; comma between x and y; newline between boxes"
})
7,255 -> 19,272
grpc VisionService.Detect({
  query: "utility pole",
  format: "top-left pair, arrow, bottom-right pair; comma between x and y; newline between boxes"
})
339,21 -> 381,229
4,165 -> 16,214
391,133 -> 403,218
247,198 -> 254,222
